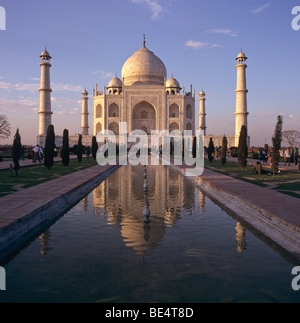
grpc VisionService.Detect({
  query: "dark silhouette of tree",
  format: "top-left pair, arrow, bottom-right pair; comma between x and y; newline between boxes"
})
12,128 -> 21,176
192,136 -> 197,159
44,125 -> 55,170
282,130 -> 300,148
61,129 -> 70,166
221,135 -> 228,165
238,126 -> 248,170
0,115 -> 11,140
92,136 -> 98,160
208,137 -> 215,162
77,134 -> 83,162
271,116 -> 283,175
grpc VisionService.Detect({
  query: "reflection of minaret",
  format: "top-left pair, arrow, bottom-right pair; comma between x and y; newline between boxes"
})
235,222 -> 247,253
199,191 -> 206,213
38,48 -> 52,137
39,230 -> 53,256
82,196 -> 88,212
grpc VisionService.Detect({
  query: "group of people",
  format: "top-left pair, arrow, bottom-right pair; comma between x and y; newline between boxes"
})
280,147 -> 299,167
31,145 -> 44,163
258,147 -> 270,165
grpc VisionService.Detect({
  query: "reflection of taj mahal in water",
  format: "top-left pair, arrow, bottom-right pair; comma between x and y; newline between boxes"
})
37,165 -> 247,257
88,165 -> 247,257
37,36 -> 249,148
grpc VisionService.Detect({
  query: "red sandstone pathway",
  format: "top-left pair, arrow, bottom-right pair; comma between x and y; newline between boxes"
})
0,164 -> 115,232
169,158 -> 300,229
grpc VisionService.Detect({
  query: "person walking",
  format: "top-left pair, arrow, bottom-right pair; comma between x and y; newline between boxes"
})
33,145 -> 41,163
284,148 -> 291,166
20,146 -> 25,160
294,147 -> 299,167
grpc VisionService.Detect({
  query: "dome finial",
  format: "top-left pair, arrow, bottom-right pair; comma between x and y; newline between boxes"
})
143,34 -> 146,48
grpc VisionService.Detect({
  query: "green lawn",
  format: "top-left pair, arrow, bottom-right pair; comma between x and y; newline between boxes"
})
204,158 -> 300,199
0,158 -> 98,197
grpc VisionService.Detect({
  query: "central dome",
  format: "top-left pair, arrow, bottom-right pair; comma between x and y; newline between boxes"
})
122,41 -> 167,86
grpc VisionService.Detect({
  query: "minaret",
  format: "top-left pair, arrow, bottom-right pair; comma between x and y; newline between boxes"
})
81,89 -> 89,135
235,50 -> 249,146
38,48 -> 52,137
199,90 -> 207,135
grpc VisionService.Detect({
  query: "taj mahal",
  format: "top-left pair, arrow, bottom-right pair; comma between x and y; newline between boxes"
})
37,36 -> 249,148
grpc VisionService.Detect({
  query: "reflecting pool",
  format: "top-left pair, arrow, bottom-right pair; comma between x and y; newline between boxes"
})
1,164 -> 299,303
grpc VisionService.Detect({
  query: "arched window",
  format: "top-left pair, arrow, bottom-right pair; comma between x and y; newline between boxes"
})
109,103 -> 119,118
186,123 -> 192,131
141,111 -> 148,119
169,103 -> 179,118
186,105 -> 192,119
108,122 -> 119,135
169,122 -> 179,133
141,126 -> 148,134
96,123 -> 102,134
96,104 -> 102,118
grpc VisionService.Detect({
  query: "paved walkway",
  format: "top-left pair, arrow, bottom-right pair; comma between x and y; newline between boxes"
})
0,156 -> 78,170
223,156 -> 300,172
169,159 -> 300,258
0,163 -> 118,263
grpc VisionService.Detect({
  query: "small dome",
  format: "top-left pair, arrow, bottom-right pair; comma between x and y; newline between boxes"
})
236,50 -> 247,60
200,90 -> 206,96
108,75 -> 122,88
40,48 -> 51,59
166,75 -> 180,88
82,89 -> 88,96
122,41 -> 167,86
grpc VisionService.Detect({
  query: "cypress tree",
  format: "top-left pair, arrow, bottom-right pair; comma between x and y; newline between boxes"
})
238,125 -> 248,170
271,115 -> 283,175
221,135 -> 228,166
192,136 -> 197,159
92,136 -> 98,160
77,134 -> 83,162
44,125 -> 55,170
208,137 -> 215,163
61,129 -> 70,166
12,128 -> 22,176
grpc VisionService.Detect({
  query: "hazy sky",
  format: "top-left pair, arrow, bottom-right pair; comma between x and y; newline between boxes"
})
0,0 -> 299,146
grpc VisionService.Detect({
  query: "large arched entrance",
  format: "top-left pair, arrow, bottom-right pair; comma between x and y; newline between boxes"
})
132,101 -> 156,134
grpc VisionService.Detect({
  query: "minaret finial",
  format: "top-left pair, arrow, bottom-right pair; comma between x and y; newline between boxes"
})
143,34 -> 146,47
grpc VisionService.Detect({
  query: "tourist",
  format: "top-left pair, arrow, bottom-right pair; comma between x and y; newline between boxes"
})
251,161 -> 279,175
86,146 -> 91,160
39,146 -> 44,161
294,147 -> 299,167
20,146 -> 25,160
284,148 -> 291,166
259,148 -> 266,164
32,145 -> 41,163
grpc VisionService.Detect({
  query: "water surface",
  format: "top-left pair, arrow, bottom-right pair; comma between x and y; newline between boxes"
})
1,164 -> 299,303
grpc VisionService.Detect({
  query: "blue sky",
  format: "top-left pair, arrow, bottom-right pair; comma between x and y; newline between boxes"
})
0,0 -> 299,146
